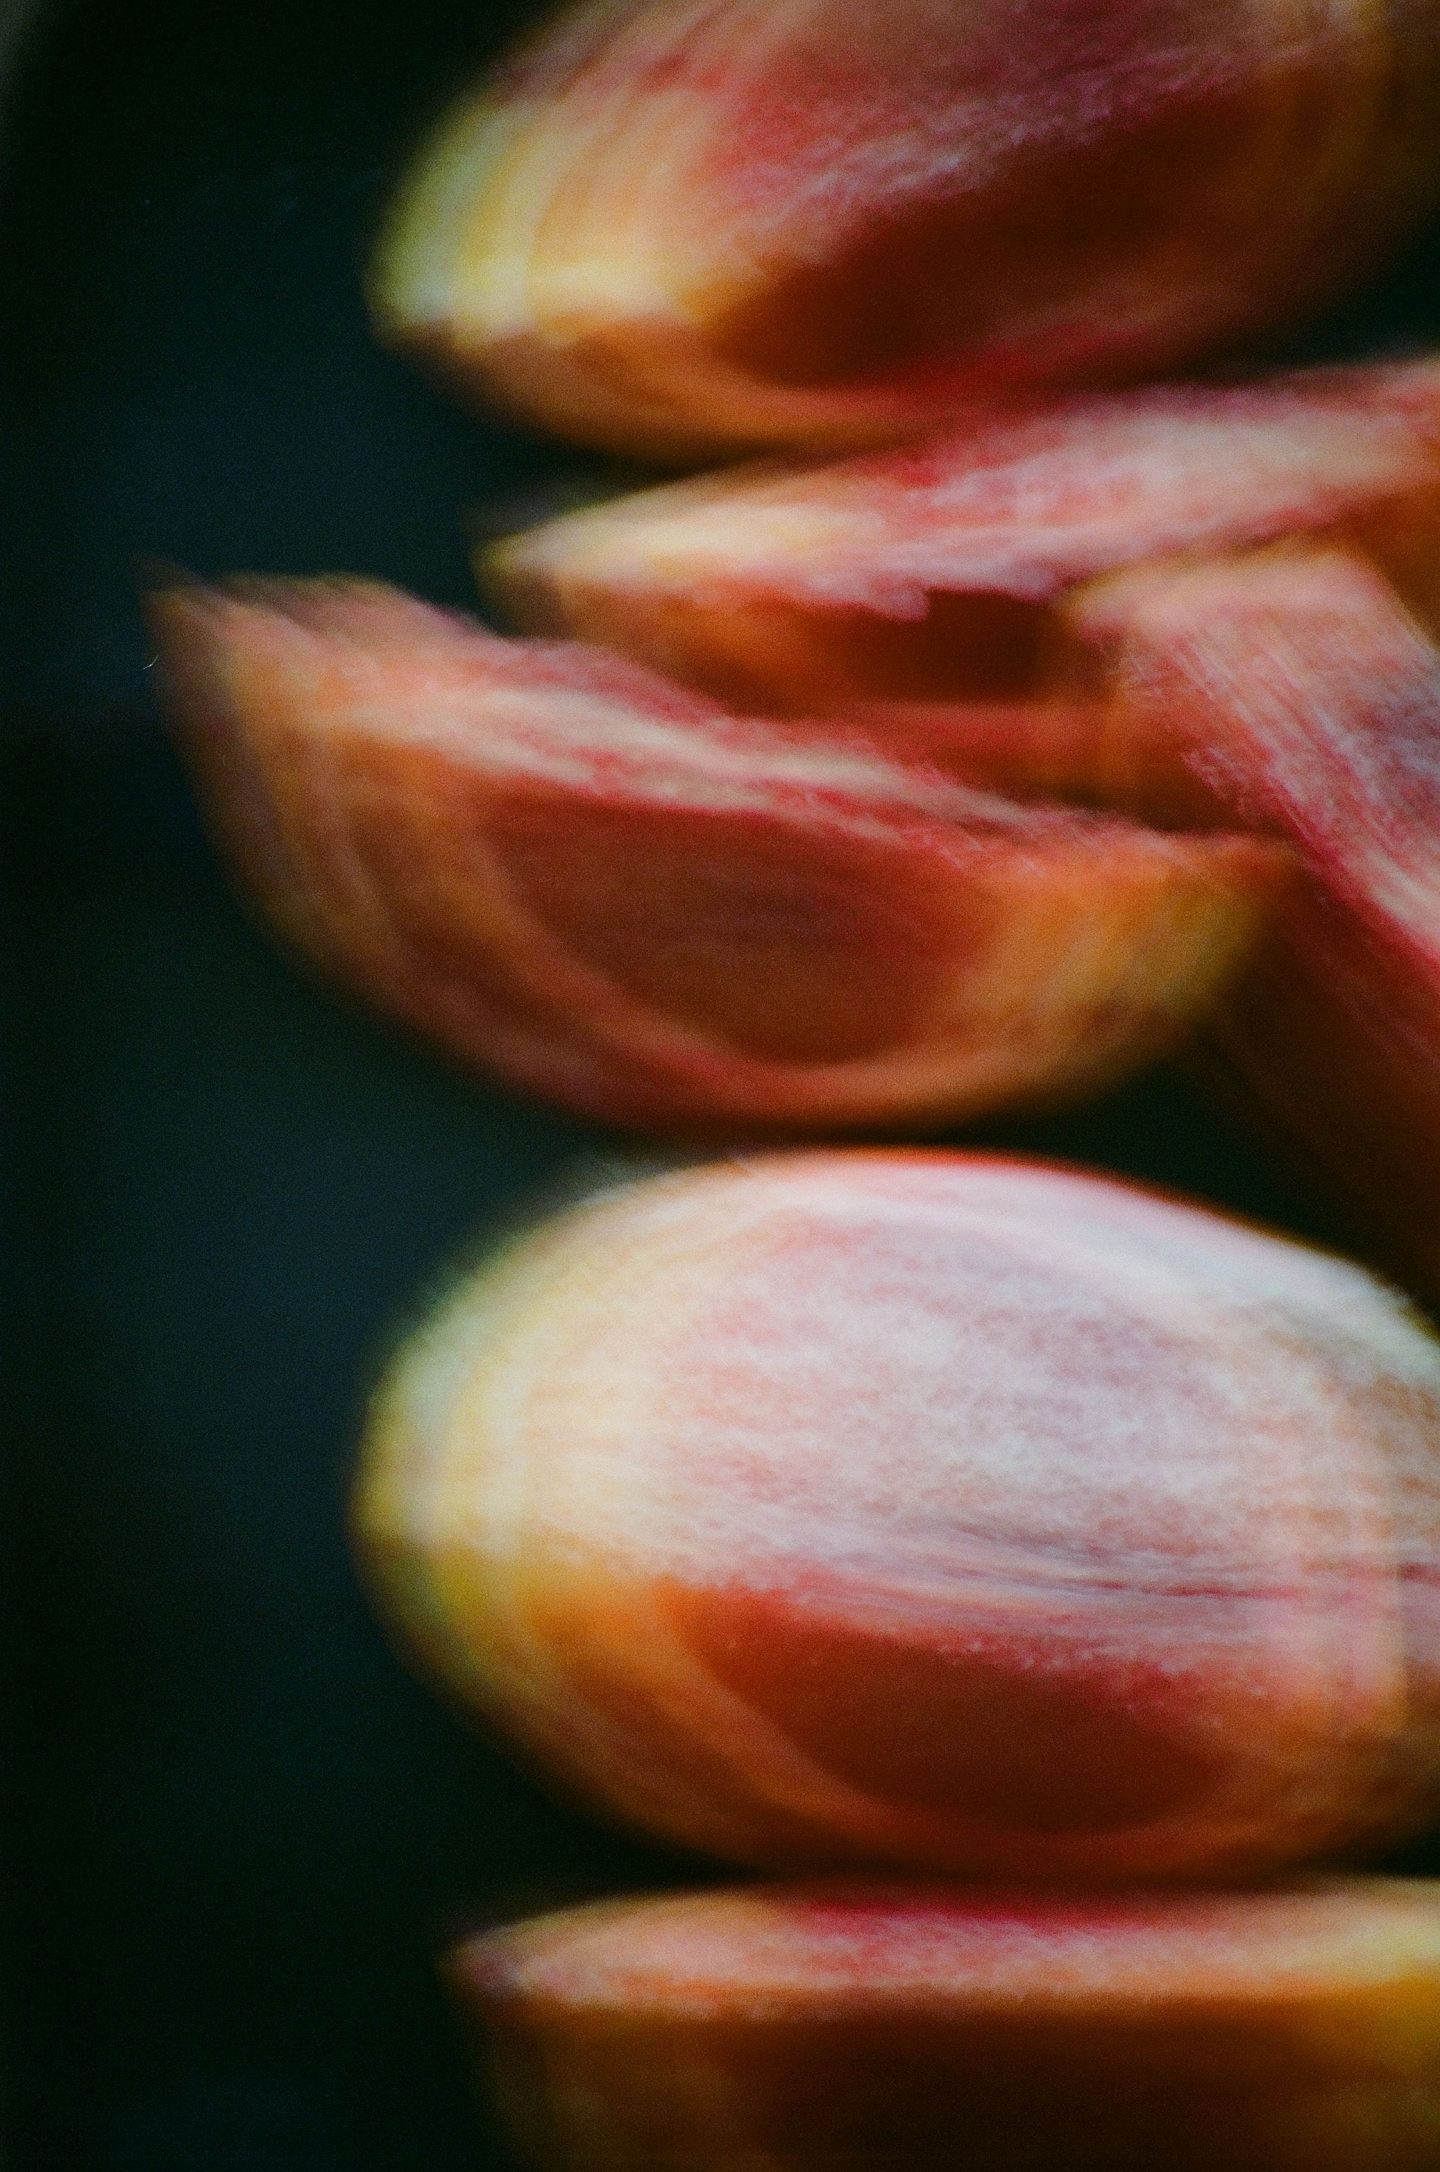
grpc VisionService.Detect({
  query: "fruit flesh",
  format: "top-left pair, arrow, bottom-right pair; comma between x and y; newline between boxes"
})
372,0 -> 1440,457
354,1151 -> 1440,1881
455,1881 -> 1440,2171
1073,545 -> 1440,1306
483,359 -> 1440,819
151,576 -> 1285,1135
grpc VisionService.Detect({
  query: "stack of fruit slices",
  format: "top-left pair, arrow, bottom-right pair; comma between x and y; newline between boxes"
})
356,1150 -> 1440,2170
155,350 -> 1440,1296
150,0 -> 1440,2158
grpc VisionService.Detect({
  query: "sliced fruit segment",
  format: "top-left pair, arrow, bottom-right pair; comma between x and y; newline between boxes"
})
355,1151 -> 1440,1881
151,576 -> 1284,1135
456,1880 -> 1440,2172
485,359 -> 1440,817
1075,545 -> 1440,1304
372,0 -> 1440,458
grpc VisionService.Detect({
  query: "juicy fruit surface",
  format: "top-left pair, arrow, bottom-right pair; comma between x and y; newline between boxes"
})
457,1880 -> 1440,2171
355,1151 -> 1440,1881
151,575 -> 1284,1135
485,360 -> 1440,815
372,0 -> 1440,457
1079,546 -> 1440,1305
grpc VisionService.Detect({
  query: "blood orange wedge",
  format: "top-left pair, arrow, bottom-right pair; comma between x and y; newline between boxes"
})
454,1881 -> 1440,2172
371,0 -> 1440,459
355,1151 -> 1440,1882
1074,545 -> 1440,1306
485,359 -> 1440,819
150,576 -> 1285,1136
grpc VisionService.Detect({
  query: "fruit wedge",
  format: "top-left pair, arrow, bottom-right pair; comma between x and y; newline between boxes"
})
1074,545 -> 1440,1306
355,1151 -> 1440,1882
371,0 -> 1440,459
455,1881 -> 1440,2172
151,576 -> 1284,1136
485,359 -> 1440,818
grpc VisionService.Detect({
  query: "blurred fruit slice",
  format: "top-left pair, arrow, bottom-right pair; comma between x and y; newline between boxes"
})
371,0 -> 1440,459
1074,545 -> 1440,1305
484,358 -> 1440,819
356,1151 -> 1440,1881
150,576 -> 1285,1136
455,1881 -> 1440,2172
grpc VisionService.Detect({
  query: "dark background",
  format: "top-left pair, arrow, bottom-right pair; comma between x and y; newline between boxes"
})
5,3 -> 1440,2165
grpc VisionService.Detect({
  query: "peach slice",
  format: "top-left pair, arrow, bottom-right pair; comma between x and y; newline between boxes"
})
370,0 -> 1440,460
484,359 -> 1440,819
354,1151 -> 1440,1881
1073,545 -> 1440,1306
150,576 -> 1284,1136
454,1881 -> 1440,2172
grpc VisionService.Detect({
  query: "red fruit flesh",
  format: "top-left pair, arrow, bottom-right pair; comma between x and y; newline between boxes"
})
484,360 -> 1440,819
151,577 -> 1284,1136
371,0 -> 1440,458
354,1151 -> 1440,1881
455,1881 -> 1440,2171
1074,545 -> 1440,1305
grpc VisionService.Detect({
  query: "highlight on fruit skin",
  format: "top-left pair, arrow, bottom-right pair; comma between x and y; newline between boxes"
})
148,574 -> 1287,1137
353,1150 -> 1440,1883
484,358 -> 1440,817
453,1880 -> 1440,2172
370,0 -> 1440,460
1072,543 -> 1440,1308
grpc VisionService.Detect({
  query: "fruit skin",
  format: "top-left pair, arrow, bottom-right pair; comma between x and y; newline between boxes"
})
150,575 -> 1286,1138
371,0 -> 1440,460
354,1150 -> 1440,1883
1071,545 -> 1440,1307
483,361 -> 1440,821
453,1880 -> 1440,2172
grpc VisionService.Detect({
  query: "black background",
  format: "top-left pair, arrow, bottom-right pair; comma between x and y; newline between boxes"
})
5,3 -> 1440,2164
